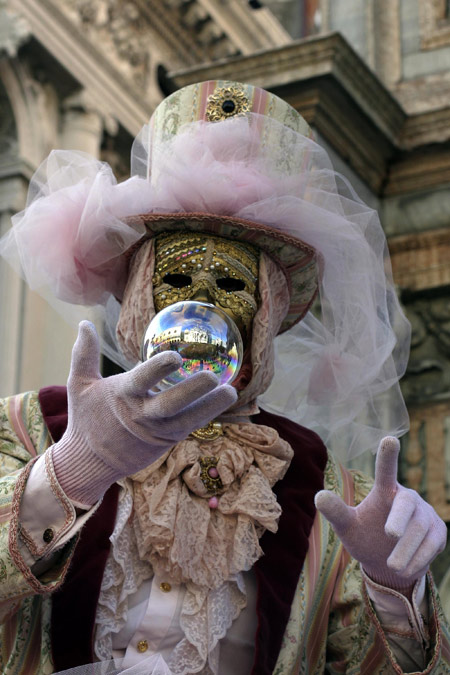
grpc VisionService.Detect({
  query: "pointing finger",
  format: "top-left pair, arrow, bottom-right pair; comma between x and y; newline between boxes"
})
315,490 -> 355,536
374,436 -> 400,493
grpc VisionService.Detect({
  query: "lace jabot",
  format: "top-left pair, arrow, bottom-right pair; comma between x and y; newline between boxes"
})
132,421 -> 292,588
95,421 -> 293,673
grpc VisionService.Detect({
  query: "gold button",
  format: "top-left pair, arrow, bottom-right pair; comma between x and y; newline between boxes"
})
159,582 -> 172,593
137,639 -> 148,653
43,528 -> 54,543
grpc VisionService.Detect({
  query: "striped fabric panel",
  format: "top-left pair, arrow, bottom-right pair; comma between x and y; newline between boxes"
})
7,395 -> 37,458
0,393 -> 58,674
1,596 -> 47,675
274,454 -> 356,674
5,392 -> 52,461
303,458 -> 356,673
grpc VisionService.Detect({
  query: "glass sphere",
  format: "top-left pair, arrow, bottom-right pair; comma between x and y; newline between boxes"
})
141,301 -> 243,388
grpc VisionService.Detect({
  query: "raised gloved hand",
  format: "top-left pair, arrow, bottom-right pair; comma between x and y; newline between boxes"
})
315,436 -> 447,597
52,321 -> 237,506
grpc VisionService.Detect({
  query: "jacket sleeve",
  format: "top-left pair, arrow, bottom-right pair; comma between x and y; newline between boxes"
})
0,392 -> 77,624
325,461 -> 450,674
273,453 -> 450,674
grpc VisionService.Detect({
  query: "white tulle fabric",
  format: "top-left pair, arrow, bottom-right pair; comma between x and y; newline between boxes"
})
0,113 -> 410,458
54,654 -> 173,674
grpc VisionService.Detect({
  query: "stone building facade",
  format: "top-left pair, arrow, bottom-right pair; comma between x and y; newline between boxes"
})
0,0 -> 449,595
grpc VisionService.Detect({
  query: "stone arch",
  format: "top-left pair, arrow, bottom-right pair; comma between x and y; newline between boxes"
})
0,57 -> 59,170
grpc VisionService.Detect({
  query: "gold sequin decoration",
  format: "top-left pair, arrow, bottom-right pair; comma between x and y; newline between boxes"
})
153,233 -> 259,340
154,233 -> 258,290
205,84 -> 251,122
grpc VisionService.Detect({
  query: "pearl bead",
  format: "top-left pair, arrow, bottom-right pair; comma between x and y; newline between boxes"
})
208,467 -> 219,478
208,496 -> 218,509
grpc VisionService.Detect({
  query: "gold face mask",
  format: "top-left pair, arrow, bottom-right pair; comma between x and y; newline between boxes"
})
152,232 -> 259,344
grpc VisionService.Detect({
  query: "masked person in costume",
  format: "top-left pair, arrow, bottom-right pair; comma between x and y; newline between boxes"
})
0,81 -> 448,675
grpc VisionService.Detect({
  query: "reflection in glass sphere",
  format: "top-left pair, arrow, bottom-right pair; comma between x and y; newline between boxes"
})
141,301 -> 243,388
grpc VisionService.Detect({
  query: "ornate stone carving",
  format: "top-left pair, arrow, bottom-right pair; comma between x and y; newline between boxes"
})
0,0 -> 30,57
401,294 -> 450,403
61,0 -> 152,89
57,0 -> 241,91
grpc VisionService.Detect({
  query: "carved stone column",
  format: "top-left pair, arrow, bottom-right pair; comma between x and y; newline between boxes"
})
60,92 -> 105,156
0,72 -> 26,397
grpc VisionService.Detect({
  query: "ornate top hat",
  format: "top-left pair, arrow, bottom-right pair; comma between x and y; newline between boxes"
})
0,79 -> 411,459
125,80 -> 319,334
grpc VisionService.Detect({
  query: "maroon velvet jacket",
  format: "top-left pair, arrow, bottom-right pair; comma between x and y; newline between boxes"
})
38,386 -> 327,675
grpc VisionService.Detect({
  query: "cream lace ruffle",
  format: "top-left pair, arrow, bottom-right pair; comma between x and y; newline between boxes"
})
94,480 -> 153,661
167,574 -> 247,674
94,422 -> 292,673
132,422 -> 292,589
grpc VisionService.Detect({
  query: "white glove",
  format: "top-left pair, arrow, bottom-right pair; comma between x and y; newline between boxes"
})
52,321 -> 237,505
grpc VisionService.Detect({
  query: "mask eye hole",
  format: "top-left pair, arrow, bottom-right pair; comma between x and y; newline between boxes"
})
163,273 -> 192,288
216,277 -> 246,292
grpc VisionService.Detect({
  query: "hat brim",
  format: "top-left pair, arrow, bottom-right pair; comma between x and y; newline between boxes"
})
125,212 -> 319,334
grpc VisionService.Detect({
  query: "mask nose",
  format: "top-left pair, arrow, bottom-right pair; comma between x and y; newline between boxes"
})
191,284 -> 214,304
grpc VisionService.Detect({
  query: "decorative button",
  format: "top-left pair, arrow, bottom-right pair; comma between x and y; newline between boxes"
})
43,528 -> 54,543
159,582 -> 172,593
137,639 -> 148,653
